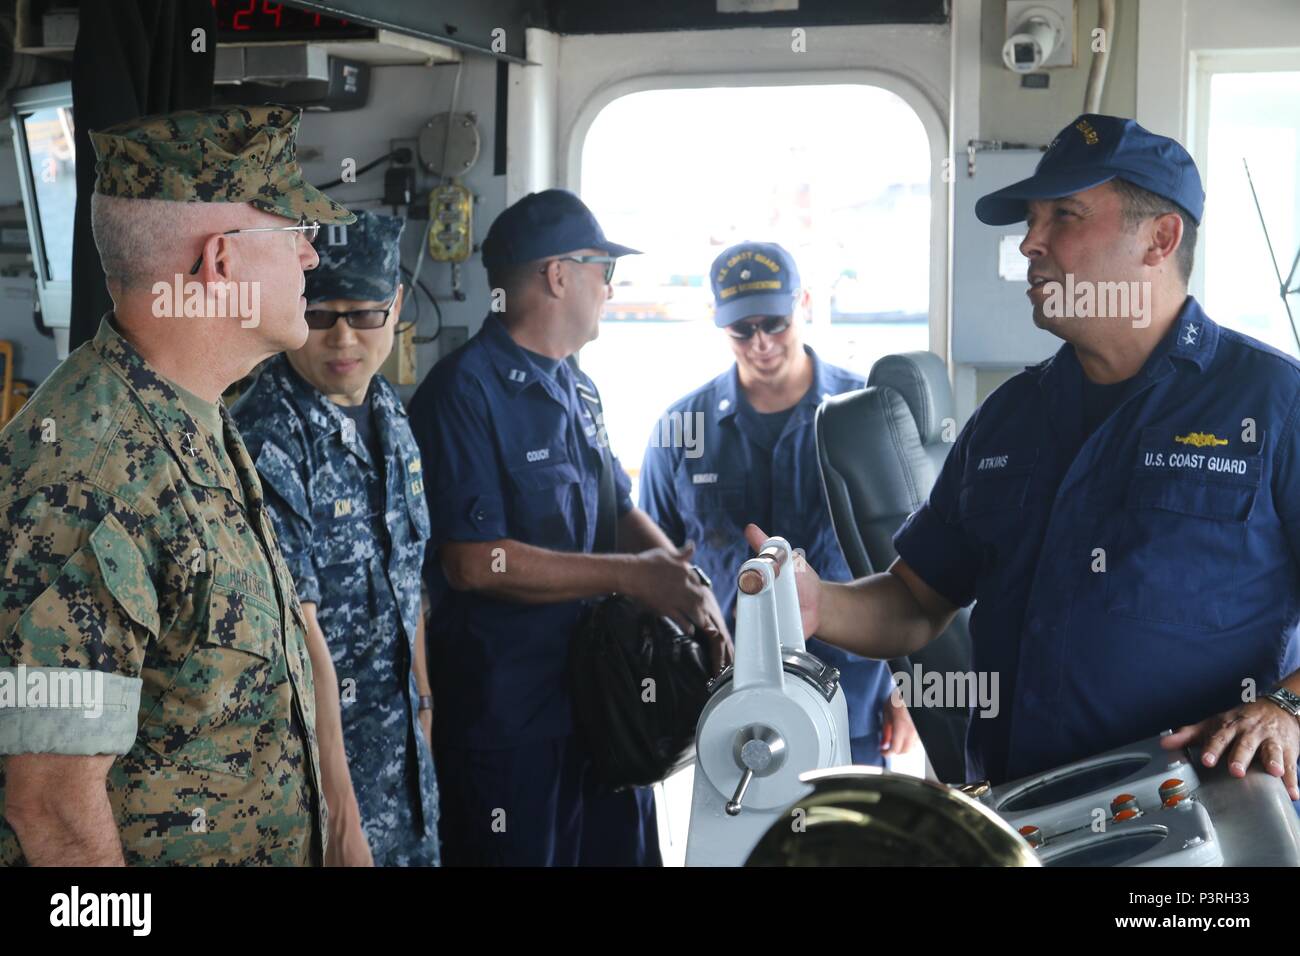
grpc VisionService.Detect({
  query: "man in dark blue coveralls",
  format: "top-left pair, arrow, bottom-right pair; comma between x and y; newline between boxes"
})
752,114 -> 1300,799
409,190 -> 733,866
641,240 -> 916,768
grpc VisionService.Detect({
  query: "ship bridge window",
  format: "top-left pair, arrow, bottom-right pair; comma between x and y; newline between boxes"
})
1198,55 -> 1300,358
576,84 -> 932,496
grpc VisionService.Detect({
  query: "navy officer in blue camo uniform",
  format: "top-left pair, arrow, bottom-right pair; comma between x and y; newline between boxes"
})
409,189 -> 733,866
233,210 -> 440,865
756,114 -> 1300,802
640,241 -> 916,768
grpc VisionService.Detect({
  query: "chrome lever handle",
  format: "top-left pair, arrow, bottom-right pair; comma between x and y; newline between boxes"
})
726,769 -> 755,816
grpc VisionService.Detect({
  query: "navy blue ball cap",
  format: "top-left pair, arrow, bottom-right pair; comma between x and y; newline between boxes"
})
710,241 -> 801,328
481,188 -> 640,270
975,114 -> 1205,226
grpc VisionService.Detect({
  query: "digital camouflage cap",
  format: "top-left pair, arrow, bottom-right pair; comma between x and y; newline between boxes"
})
88,104 -> 355,225
305,209 -> 404,304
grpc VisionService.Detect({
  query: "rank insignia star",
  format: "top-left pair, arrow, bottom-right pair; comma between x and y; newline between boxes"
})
1183,324 -> 1199,346
180,431 -> 200,457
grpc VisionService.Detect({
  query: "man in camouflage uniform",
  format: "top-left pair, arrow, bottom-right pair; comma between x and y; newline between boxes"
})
0,105 -> 354,865
233,210 -> 440,866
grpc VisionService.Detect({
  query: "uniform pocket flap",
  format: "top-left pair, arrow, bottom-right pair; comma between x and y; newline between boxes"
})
512,461 -> 580,490
89,514 -> 161,637
255,442 -> 311,524
684,484 -> 746,512
1128,476 -> 1256,521
958,472 -> 1031,517
207,579 -> 277,659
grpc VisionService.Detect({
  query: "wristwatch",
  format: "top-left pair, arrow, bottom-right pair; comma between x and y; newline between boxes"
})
417,695 -> 434,713
1264,687 -> 1300,721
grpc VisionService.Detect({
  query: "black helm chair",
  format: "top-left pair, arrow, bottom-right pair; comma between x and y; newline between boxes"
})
815,351 -> 974,783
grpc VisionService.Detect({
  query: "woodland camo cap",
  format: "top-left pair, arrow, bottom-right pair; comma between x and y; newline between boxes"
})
89,103 -> 355,225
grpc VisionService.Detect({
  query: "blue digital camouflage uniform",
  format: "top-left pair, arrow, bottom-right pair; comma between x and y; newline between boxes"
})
233,354 -> 439,865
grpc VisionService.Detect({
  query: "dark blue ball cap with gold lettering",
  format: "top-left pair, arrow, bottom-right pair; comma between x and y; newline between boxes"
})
710,241 -> 801,328
975,114 -> 1205,226
481,188 -> 640,270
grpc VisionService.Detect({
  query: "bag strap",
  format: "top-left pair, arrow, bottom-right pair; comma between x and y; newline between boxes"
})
567,356 -> 618,554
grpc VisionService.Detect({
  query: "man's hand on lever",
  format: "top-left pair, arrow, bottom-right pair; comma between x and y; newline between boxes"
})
1163,701 -> 1300,800
743,523 -> 823,638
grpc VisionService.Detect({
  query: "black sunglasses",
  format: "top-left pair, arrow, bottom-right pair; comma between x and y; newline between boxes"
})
304,293 -> 398,331
727,315 -> 793,340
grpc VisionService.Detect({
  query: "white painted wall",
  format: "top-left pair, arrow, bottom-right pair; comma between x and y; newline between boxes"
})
1137,0 -> 1300,140
951,0 -> 982,422
1135,0 -> 1300,304
296,57 -> 506,400
505,28 -> 558,205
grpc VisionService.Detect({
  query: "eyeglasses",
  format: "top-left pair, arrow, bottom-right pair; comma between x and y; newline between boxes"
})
304,293 -> 399,331
189,216 -> 321,275
539,255 -> 617,284
727,314 -> 793,340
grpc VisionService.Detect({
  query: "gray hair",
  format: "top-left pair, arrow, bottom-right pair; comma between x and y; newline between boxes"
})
90,194 -> 231,289
1109,178 -> 1197,285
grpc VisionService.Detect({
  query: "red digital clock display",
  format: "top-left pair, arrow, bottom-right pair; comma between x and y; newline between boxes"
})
212,1 -> 376,41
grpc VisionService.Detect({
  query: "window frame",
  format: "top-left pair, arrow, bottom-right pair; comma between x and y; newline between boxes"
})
1190,50 -> 1300,331
562,69 -> 948,361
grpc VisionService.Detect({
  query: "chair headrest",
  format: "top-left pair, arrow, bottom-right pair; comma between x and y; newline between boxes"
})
867,351 -> 952,446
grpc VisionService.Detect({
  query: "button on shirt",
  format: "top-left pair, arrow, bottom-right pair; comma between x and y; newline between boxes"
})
233,355 -> 439,845
894,297 -> 1300,784
639,347 -> 897,749
409,315 -> 634,748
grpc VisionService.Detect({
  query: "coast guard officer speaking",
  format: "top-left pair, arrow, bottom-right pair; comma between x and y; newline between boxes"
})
640,241 -> 914,767
753,113 -> 1300,797
410,189 -> 732,866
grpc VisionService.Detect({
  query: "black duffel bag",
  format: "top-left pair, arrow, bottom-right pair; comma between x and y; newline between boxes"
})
565,362 -> 713,788
569,594 -> 712,789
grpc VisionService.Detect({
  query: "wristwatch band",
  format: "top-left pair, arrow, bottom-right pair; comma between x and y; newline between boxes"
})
417,695 -> 434,712
1264,688 -> 1300,720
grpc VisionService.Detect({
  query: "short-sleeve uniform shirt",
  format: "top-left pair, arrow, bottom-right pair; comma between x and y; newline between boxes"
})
894,298 -> 1300,783
638,348 -> 896,751
408,315 -> 633,749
